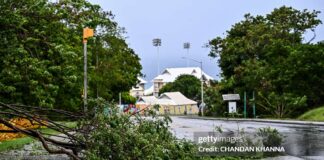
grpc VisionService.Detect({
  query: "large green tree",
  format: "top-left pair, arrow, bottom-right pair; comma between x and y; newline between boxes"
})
0,0 -> 141,111
159,75 -> 201,102
208,6 -> 323,117
204,81 -> 227,117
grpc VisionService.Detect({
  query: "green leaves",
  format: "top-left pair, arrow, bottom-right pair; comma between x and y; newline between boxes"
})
257,92 -> 307,118
84,103 -> 196,160
208,6 -> 323,118
0,0 -> 142,111
159,75 -> 201,101
209,6 -> 322,79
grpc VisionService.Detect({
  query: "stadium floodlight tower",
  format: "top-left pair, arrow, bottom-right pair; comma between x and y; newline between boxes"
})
183,42 -> 190,67
152,38 -> 162,74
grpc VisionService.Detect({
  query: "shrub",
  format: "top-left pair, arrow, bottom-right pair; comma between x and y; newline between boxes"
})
83,104 -> 197,160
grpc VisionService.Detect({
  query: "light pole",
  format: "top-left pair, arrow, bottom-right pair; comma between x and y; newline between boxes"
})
183,42 -> 190,67
83,27 -> 93,113
152,38 -> 162,74
181,57 -> 205,116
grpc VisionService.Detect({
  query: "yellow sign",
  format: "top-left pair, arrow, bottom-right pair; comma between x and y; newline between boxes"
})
83,27 -> 94,42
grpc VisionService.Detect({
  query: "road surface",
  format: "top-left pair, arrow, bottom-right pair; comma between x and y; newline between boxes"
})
169,116 -> 324,159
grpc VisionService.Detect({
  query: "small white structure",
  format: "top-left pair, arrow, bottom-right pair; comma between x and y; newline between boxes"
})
144,67 -> 214,97
136,92 -> 198,115
228,102 -> 237,113
130,77 -> 147,98
222,94 -> 240,113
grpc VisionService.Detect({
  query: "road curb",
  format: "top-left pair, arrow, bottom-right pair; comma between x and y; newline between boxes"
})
176,116 -> 324,126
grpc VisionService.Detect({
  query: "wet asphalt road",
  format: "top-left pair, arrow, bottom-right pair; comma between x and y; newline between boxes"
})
169,116 -> 324,159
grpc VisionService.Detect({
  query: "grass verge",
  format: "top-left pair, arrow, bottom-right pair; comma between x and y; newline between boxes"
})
0,121 -> 77,153
0,136 -> 34,152
298,106 -> 324,121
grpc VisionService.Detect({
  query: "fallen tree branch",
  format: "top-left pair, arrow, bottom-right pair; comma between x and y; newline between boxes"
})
0,102 -> 84,145
35,130 -> 80,160
0,102 -> 88,159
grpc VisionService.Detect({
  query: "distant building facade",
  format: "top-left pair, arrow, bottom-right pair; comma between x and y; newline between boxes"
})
144,67 -> 214,97
130,77 -> 147,99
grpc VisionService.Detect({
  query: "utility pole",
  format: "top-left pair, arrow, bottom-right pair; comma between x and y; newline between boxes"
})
252,91 -> 256,118
96,38 -> 99,99
119,92 -> 122,105
244,91 -> 247,118
83,27 -> 94,113
181,57 -> 205,116
200,61 -> 204,116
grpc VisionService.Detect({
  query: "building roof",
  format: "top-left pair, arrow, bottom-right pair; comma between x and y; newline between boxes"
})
138,77 -> 147,84
222,94 -> 240,101
137,92 -> 197,106
137,96 -> 158,105
130,77 -> 147,91
144,85 -> 154,96
152,67 -> 213,83
158,92 -> 197,105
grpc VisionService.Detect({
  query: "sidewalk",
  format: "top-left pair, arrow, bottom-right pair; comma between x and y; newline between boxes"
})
177,116 -> 324,126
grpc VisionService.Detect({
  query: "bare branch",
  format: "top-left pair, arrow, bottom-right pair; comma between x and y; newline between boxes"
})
307,29 -> 316,44
35,131 -> 81,160
0,102 -> 89,159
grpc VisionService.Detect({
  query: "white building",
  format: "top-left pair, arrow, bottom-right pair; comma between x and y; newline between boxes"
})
144,67 -> 214,97
130,77 -> 147,98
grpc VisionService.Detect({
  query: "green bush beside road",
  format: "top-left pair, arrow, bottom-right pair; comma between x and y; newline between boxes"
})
298,106 -> 324,121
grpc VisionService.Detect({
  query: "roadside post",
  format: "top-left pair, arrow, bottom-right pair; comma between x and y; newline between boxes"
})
83,27 -> 94,113
244,92 -> 247,118
252,91 -> 256,118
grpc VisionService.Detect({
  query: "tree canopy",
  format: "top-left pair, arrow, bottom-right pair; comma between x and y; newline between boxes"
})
0,0 -> 141,111
208,6 -> 324,118
159,75 -> 201,102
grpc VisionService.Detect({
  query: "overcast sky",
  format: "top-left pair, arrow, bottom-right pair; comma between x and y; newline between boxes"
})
88,0 -> 324,87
